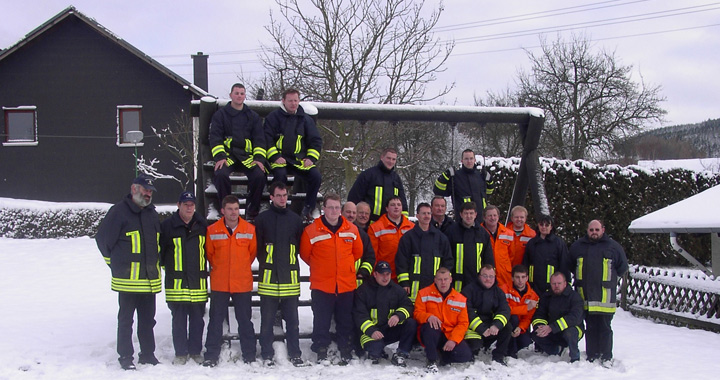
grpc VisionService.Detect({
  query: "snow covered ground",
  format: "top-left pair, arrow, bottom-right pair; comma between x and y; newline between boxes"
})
2,237 -> 720,379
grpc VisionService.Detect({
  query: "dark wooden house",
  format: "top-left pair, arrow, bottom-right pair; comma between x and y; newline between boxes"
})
0,6 -> 206,204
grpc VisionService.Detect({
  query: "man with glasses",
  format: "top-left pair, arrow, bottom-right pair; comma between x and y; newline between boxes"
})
523,215 -> 571,295
569,220 -> 628,367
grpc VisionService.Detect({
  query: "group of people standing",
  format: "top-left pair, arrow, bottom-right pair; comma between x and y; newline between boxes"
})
95,83 -> 628,371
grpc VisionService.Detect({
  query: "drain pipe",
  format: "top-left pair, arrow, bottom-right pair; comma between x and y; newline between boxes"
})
669,232 -> 712,276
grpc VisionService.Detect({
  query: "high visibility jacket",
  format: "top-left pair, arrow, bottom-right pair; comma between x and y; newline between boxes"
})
414,284 -> 469,344
523,232 -> 571,295
509,223 -> 536,267
254,204 -> 305,297
300,216 -> 363,294
445,221 -> 495,292
209,102 -> 266,168
461,279 -> 510,340
264,104 -> 322,170
96,195 -> 161,294
532,285 -> 584,336
500,283 -> 539,333
368,214 -> 414,279
347,161 -> 408,221
482,222 -> 514,289
206,217 -> 257,293
569,234 -> 628,314
395,225 -> 453,301
160,211 -> 208,303
433,165 -> 494,215
353,277 -> 414,348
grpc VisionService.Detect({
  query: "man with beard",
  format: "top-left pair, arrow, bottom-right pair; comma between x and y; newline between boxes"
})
159,192 -> 208,365
96,175 -> 162,370
532,272 -> 584,363
569,220 -> 628,366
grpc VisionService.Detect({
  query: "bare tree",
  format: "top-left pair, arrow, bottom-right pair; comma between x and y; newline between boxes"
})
468,88 -> 524,157
254,0 -> 455,196
261,0 -> 454,104
517,34 -> 666,160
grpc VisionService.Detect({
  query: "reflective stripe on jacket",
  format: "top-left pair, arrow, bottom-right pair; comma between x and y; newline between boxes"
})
160,211 -> 208,303
368,214 -> 414,280
206,217 -> 257,293
414,284 -> 469,344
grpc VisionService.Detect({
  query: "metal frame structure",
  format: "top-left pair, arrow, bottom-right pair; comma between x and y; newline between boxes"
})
191,97 -> 548,223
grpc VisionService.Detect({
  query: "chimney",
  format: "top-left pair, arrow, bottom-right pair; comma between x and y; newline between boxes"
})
191,52 -> 209,92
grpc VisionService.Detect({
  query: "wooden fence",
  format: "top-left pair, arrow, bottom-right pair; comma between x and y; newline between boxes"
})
620,265 -> 720,332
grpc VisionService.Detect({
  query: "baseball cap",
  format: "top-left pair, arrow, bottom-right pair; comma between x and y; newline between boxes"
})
375,261 -> 392,274
132,175 -> 157,191
178,191 -> 196,204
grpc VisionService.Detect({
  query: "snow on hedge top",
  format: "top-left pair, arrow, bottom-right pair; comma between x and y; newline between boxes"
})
0,197 -> 177,213
629,184 -> 720,233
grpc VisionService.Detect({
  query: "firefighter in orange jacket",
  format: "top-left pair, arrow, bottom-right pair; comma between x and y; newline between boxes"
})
368,195 -> 414,280
414,267 -> 473,372
481,205 -> 514,289
508,205 -> 536,266
300,194 -> 363,364
500,264 -> 539,358
202,195 -> 257,367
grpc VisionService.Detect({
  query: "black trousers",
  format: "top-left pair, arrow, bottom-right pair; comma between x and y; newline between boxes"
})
310,290 -> 354,356
585,313 -> 614,361
272,165 -> 321,210
117,292 -> 156,359
363,318 -> 418,358
419,323 -> 473,363
168,302 -> 206,357
213,164 -> 266,218
466,323 -> 512,361
507,314 -> 532,356
205,291 -> 256,361
259,296 -> 301,360
532,326 -> 582,361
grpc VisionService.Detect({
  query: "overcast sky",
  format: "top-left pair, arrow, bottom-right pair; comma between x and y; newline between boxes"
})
1,0 -> 718,127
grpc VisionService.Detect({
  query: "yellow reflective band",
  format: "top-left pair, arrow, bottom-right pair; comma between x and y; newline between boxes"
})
469,316 -> 482,331
455,244 -> 464,274
211,145 -> 226,157
435,179 -> 447,191
433,257 -> 441,274
244,138 -> 251,153
267,146 -> 279,157
396,307 -> 410,320
361,319 -> 375,333
603,258 -> 612,281
263,269 -> 272,284
224,137 -> 232,149
130,262 -> 140,280
173,278 -> 182,290
557,317 -> 568,331
294,135 -> 302,154
290,244 -> 297,265
104,256 -> 111,265
454,281 -> 462,292
464,330 -> 482,340
397,273 -> 410,282
266,244 -> 274,264
394,188 -> 399,196
307,148 -> 320,160
494,314 -> 508,326
476,243 -> 483,272
410,281 -> 419,301
226,157 -> 235,166
371,308 -> 378,323
602,287 -> 610,304
413,256 -> 422,275
291,270 -> 299,284
577,257 -> 584,280
126,230 -> 141,254
373,186 -> 383,216
532,318 -> 548,326
173,237 -> 183,271
111,277 -> 162,293
276,136 -> 284,150
198,236 -> 206,271
547,265 -> 554,284
529,265 -> 534,282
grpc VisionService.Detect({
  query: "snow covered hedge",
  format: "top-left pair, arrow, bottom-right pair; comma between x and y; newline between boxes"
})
484,157 -> 720,267
0,200 -> 173,239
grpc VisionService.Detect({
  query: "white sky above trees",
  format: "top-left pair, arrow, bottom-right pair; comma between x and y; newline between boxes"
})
1,0 -> 718,127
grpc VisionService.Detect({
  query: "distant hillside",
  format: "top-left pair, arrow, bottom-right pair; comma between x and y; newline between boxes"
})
615,118 -> 720,161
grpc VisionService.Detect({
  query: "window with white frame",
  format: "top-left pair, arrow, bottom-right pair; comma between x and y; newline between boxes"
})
3,106 -> 38,146
117,106 -> 143,146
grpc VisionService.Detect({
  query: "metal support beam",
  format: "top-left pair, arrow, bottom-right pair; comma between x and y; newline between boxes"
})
670,232 -> 712,276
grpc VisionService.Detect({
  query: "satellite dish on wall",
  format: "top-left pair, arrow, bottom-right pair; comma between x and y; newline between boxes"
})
126,130 -> 144,143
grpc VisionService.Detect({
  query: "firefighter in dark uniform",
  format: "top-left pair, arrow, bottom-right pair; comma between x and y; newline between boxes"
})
254,182 -> 307,366
433,149 -> 494,220
159,192 -> 208,365
430,196 -> 455,233
264,88 -> 323,221
95,175 -> 162,370
209,83 -> 267,219
347,148 -> 408,222
523,214 -> 572,295
395,203 -> 453,302
461,265 -> 512,365
569,219 -> 628,366
445,202 -> 494,292
532,272 -> 585,363
353,261 -> 416,366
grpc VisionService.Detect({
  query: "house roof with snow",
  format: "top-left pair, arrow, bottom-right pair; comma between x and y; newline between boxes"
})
628,184 -> 720,233
0,5 -> 208,98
